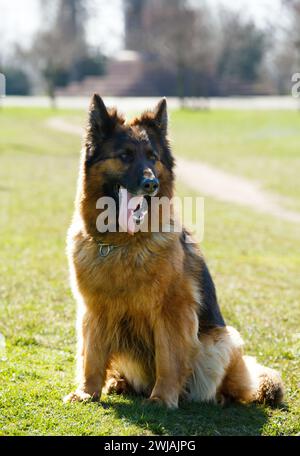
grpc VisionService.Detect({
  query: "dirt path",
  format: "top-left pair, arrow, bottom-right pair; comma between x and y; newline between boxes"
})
176,158 -> 300,223
47,117 -> 300,224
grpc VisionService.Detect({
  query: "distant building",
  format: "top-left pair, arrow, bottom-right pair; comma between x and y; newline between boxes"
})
56,51 -> 162,97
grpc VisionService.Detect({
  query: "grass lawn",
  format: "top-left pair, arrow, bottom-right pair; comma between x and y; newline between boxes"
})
172,109 -> 300,212
0,107 -> 299,436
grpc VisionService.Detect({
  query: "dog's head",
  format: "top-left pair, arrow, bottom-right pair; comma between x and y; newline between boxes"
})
81,94 -> 175,236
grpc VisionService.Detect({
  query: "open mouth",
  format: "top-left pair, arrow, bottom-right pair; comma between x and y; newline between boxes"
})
118,185 -> 148,234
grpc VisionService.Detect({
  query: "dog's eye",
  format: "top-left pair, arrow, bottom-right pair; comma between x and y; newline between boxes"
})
147,151 -> 157,162
119,150 -> 134,163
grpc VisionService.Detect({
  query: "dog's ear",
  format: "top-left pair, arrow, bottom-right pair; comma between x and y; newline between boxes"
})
131,97 -> 173,171
85,94 -> 116,163
131,97 -> 168,138
152,98 -> 173,170
89,94 -> 112,135
153,98 -> 168,136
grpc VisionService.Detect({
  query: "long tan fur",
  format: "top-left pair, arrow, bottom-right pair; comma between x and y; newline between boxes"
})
64,95 -> 284,409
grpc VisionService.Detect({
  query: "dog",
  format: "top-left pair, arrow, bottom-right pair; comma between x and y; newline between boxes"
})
64,94 -> 284,408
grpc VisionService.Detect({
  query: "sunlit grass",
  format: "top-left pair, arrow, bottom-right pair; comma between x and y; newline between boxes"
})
171,109 -> 300,211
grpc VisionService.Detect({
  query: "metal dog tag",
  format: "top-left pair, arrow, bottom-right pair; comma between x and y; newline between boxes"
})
99,244 -> 112,257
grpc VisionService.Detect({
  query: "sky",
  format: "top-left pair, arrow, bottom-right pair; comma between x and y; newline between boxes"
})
0,0 -> 283,57
0,0 -> 124,56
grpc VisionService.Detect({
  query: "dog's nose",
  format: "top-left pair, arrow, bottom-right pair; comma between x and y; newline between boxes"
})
141,177 -> 159,195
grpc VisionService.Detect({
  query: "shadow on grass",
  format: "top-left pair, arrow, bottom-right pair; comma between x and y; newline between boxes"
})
101,394 -> 270,436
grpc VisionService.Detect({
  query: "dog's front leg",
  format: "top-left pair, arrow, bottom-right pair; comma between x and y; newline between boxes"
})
64,309 -> 109,403
149,311 -> 198,409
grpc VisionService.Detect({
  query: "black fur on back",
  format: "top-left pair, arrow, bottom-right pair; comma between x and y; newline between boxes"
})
180,229 -> 226,333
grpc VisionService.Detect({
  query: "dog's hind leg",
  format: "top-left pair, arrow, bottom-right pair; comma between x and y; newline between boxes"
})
186,326 -> 243,403
186,325 -> 284,406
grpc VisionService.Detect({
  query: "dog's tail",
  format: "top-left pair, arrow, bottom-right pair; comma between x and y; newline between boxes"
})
220,352 -> 284,406
186,326 -> 284,406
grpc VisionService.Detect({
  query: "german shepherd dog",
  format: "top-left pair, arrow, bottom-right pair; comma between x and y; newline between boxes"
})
64,95 -> 284,408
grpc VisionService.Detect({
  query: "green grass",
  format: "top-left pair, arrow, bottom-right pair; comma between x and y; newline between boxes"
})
171,109 -> 300,211
0,107 -> 299,436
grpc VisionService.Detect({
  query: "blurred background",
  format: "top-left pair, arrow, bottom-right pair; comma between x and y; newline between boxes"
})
0,0 -> 300,105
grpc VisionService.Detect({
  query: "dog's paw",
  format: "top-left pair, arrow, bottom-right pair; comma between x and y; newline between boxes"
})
145,395 -> 178,410
216,392 -> 232,407
63,390 -> 98,403
103,377 -> 130,395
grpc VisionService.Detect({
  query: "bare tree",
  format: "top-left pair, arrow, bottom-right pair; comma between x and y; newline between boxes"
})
267,1 -> 300,94
30,0 -> 90,106
122,0 -> 271,98
136,0 -> 215,105
282,0 -> 300,66
216,9 -> 266,95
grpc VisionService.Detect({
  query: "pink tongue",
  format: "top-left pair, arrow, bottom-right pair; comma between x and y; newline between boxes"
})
119,189 -> 144,235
